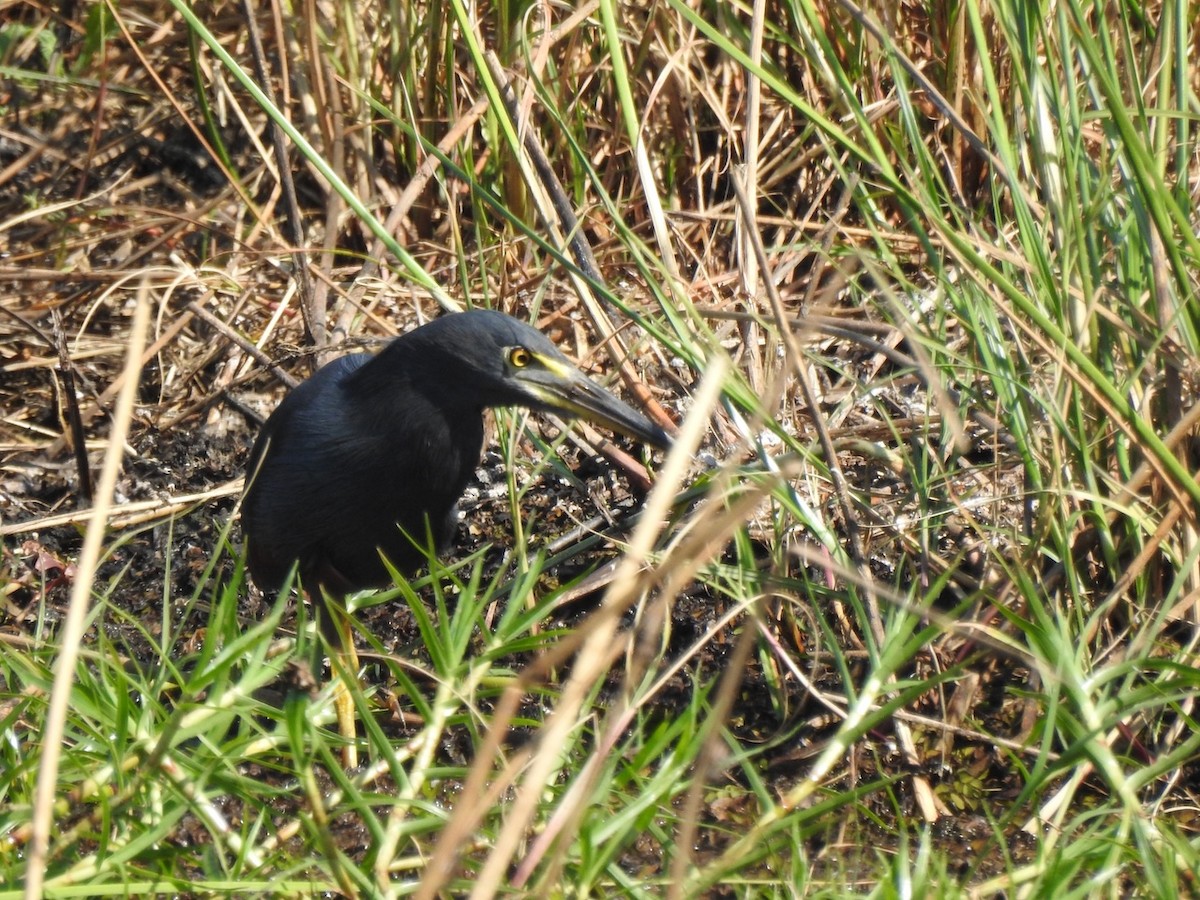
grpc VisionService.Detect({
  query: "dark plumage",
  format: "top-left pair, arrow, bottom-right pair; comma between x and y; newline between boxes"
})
241,309 -> 670,598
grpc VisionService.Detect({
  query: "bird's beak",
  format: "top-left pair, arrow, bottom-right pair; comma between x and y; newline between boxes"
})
524,358 -> 673,449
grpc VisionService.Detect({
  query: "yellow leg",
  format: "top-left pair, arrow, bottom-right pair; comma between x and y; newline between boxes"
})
329,605 -> 360,769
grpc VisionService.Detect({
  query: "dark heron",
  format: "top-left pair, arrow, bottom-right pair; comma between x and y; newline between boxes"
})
241,309 -> 670,760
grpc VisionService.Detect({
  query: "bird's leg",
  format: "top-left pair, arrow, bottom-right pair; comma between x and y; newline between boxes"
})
332,611 -> 360,769
331,613 -> 361,769
313,587 -> 361,768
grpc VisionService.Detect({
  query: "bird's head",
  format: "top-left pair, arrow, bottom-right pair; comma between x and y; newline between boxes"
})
405,309 -> 672,449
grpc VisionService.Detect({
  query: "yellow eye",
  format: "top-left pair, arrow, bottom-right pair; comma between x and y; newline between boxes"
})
508,347 -> 532,368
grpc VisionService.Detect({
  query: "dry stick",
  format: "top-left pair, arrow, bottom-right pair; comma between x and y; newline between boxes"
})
186,300 -> 299,390
492,59 -> 601,302
0,305 -> 94,496
0,141 -> 51,190
312,168 -> 344,364
0,300 -> 58,347
288,1 -> 343,365
241,0 -> 319,349
73,52 -> 109,202
0,482 -> 244,538
736,0 -> 766,396
1147,225 -> 1197,600
50,309 -> 92,502
23,288 -> 150,900
724,182 -> 917,616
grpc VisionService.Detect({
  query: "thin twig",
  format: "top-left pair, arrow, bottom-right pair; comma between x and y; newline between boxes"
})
241,0 -> 319,349
50,309 -> 92,503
